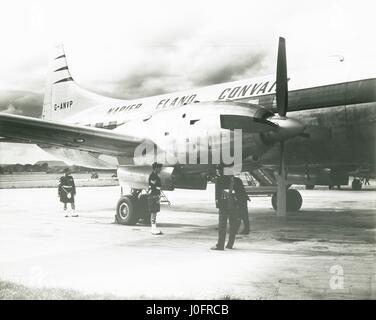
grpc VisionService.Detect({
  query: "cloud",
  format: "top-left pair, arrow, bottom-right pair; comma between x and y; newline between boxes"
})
83,43 -> 269,99
0,143 -> 57,164
2,103 -> 23,115
188,50 -> 267,86
0,90 -> 43,117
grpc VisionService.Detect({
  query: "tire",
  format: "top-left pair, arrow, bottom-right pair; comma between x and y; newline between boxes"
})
305,184 -> 315,190
116,195 -> 138,225
137,194 -> 151,225
271,189 -> 303,212
352,179 -> 362,191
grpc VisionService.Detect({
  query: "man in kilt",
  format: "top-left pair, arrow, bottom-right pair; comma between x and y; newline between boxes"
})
148,162 -> 163,235
58,168 -> 77,217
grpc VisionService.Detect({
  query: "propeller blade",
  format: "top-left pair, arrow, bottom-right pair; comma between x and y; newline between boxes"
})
276,37 -> 288,117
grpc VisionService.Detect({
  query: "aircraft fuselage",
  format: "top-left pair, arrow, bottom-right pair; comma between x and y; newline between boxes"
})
40,74 -> 376,174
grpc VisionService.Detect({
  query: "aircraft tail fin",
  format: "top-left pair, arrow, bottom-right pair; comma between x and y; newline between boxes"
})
42,44 -> 107,121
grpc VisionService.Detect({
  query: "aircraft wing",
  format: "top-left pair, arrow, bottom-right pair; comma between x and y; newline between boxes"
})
0,136 -> 34,143
0,113 -> 147,157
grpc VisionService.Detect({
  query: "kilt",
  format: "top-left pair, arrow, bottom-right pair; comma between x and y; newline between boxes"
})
147,194 -> 160,213
59,187 -> 75,203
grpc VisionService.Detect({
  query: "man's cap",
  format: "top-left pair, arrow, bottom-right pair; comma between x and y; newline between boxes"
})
152,162 -> 163,169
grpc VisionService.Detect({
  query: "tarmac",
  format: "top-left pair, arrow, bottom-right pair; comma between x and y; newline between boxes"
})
0,184 -> 375,299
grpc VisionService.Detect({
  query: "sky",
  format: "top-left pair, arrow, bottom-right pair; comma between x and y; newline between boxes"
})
0,0 -> 375,164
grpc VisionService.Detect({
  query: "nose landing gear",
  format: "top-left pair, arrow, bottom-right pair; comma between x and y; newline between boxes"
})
115,189 -> 150,225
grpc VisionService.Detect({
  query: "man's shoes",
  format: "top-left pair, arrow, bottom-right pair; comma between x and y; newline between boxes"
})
225,244 -> 234,249
151,224 -> 162,235
211,245 -> 224,251
72,214 -> 79,217
64,214 -> 69,218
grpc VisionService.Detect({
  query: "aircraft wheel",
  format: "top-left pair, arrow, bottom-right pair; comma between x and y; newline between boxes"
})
116,195 -> 138,225
352,178 -> 362,191
305,184 -> 315,190
271,189 -> 303,212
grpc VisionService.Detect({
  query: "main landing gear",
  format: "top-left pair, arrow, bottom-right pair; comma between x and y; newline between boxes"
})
271,189 -> 302,212
115,189 -> 151,226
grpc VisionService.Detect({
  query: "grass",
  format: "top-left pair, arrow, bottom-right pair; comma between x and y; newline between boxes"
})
0,279 -> 244,300
0,280 -> 118,300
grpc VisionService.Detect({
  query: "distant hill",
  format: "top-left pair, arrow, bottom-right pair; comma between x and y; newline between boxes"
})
0,161 -> 115,174
34,160 -> 67,167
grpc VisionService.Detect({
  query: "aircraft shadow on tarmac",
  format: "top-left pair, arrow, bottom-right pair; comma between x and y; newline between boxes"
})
252,209 -> 376,245
162,205 -> 217,214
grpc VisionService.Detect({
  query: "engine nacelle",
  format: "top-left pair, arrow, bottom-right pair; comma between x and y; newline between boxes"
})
117,166 -> 207,191
174,172 -> 207,190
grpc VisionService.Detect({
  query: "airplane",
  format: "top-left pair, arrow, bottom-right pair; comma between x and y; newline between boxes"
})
0,38 -> 375,225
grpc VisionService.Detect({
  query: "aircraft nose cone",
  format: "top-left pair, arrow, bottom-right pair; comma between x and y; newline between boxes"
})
264,117 -> 305,142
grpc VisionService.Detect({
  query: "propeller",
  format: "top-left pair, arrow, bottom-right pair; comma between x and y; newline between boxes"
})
272,37 -> 304,217
276,37 -> 288,217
